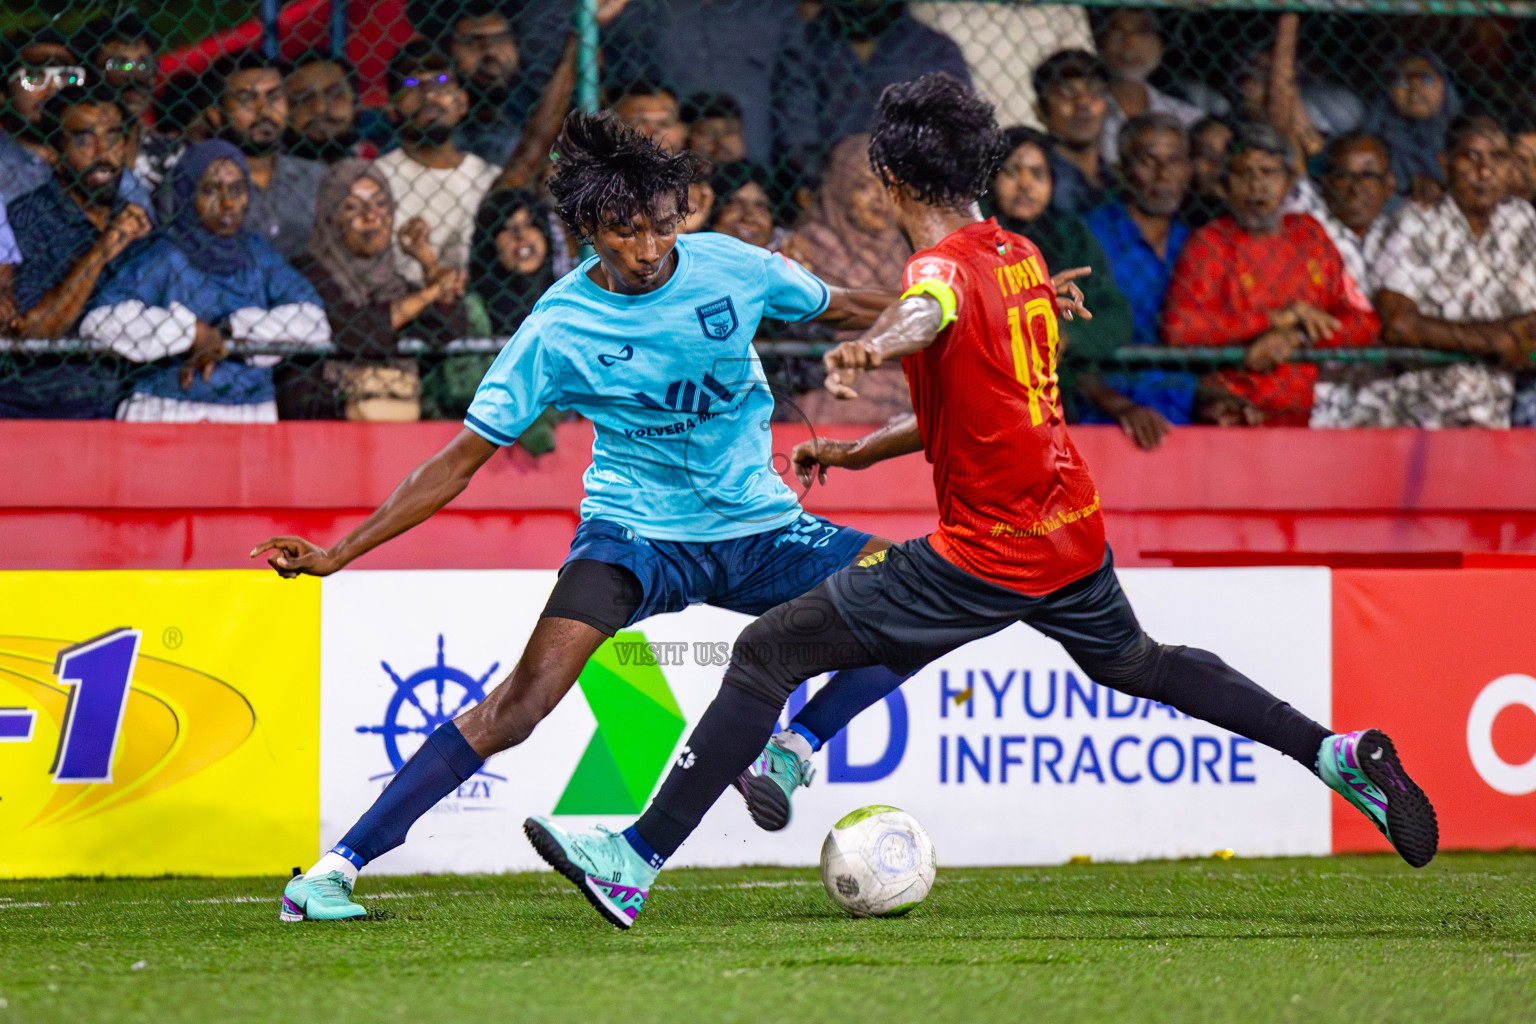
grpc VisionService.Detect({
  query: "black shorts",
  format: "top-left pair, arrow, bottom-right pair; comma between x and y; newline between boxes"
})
824,538 -> 1144,675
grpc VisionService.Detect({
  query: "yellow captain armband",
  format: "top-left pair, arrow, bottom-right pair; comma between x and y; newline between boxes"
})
900,279 -> 959,329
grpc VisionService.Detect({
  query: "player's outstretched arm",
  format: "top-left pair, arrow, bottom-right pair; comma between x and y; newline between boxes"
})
250,428 -> 500,578
812,286 -> 901,331
791,414 -> 923,486
823,294 -> 945,399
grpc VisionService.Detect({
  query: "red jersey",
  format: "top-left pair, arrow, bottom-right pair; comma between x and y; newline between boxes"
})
899,219 -> 1105,595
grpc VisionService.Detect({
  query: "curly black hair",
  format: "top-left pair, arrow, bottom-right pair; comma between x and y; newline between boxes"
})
548,109 -> 698,237
868,73 -> 1004,211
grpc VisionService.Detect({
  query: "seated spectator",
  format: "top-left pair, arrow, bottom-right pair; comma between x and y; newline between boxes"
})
446,0 -> 533,166
791,134 -> 907,290
1093,8 -> 1202,164
6,85 -> 152,355
421,186 -> 560,449
1284,132 -> 1397,295
74,14 -> 182,199
75,14 -> 157,126
987,126 -> 1136,435
0,30 -> 154,210
1084,113 -> 1198,440
678,173 -> 715,235
1,28 -> 82,199
1363,50 -> 1460,203
908,0 -> 1093,131
788,132 -> 911,423
604,0 -> 801,164
709,161 -> 790,251
682,93 -> 748,164
1033,50 -> 1114,214
81,140 -> 330,423
185,53 -> 326,259
610,80 -> 688,155
0,194 -> 20,329
1372,114 -> 1536,428
1184,115 -> 1232,227
289,159 -> 468,420
375,43 -> 499,285
1506,111 -> 1536,204
773,1 -> 969,183
463,187 -> 552,338
1163,123 -> 1379,426
283,50 -> 371,163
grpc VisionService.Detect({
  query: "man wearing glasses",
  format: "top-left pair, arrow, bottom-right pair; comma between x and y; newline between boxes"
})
1283,132 -> 1399,298
1,29 -> 156,211
2,83 -> 152,415
373,42 -> 498,285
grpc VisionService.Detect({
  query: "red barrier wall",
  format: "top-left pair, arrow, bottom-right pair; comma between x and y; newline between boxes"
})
3,422 -> 1536,570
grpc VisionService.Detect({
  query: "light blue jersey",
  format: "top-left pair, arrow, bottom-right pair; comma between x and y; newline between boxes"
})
465,232 -> 832,541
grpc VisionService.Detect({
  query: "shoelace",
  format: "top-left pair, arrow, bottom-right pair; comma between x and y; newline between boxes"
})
313,872 -> 353,900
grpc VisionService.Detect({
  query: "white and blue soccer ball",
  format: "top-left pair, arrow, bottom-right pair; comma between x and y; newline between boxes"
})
819,805 -> 937,917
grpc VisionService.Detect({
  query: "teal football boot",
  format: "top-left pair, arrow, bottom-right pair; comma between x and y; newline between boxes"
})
279,870 -> 367,922
524,816 -> 657,929
1317,729 -> 1438,868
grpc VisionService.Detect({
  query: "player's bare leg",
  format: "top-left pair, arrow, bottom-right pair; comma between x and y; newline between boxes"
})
456,616 -> 608,755
282,616 -> 606,922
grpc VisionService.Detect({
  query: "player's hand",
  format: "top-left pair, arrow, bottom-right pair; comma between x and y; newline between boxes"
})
1116,404 -> 1173,450
1051,266 -> 1093,322
250,536 -> 343,578
790,436 -> 860,487
823,340 -> 880,399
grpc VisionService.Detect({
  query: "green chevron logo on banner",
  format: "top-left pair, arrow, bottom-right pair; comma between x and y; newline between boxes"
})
553,630 -> 686,814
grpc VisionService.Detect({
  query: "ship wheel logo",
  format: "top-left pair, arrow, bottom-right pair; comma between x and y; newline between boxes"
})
357,634 -> 504,782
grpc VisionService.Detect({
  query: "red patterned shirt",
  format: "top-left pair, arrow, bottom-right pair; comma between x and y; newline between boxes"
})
899,219 -> 1105,596
1162,213 -> 1380,425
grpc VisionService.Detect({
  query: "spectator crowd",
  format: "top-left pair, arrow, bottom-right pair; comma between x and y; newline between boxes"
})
2,2 -> 1536,443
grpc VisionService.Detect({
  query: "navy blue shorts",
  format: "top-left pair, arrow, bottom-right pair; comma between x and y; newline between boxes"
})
554,513 -> 873,631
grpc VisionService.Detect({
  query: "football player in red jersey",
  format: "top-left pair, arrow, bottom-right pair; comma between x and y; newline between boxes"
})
528,75 -> 1438,929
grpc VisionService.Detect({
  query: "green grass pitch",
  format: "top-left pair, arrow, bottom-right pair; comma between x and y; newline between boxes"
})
1,852 -> 1532,1024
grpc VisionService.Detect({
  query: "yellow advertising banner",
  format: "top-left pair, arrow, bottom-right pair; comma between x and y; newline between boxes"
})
0,572 -> 319,877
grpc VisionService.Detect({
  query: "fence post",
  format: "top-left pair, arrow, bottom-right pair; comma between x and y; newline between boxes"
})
329,0 -> 348,60
575,0 -> 599,112
260,0 -> 280,58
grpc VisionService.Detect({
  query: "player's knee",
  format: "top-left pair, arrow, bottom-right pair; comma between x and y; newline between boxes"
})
722,615 -> 802,710
1077,633 -> 1168,696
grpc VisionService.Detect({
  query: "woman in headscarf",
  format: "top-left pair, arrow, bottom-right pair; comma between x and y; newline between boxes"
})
81,139 -> 330,422
790,134 -> 909,290
1363,49 -> 1462,202
708,161 -> 792,253
420,187 -> 562,450
784,136 -> 912,424
289,159 -> 466,419
464,188 -> 556,337
985,127 -> 1168,429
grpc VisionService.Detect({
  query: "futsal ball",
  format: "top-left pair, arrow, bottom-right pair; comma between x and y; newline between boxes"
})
819,805 -> 937,917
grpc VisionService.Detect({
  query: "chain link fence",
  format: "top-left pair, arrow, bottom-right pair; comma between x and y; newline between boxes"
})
2,1 -> 1535,436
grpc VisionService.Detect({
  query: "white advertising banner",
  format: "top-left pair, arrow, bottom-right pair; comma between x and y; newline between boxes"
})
320,568 -> 1332,873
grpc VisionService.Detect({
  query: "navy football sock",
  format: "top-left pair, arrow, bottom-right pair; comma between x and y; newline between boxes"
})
790,664 -> 911,751
337,721 -> 484,866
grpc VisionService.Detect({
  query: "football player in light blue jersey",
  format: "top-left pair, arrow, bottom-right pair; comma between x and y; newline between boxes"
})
254,109 -> 906,923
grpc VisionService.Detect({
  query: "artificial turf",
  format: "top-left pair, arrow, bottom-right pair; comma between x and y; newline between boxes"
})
1,852 -> 1532,1024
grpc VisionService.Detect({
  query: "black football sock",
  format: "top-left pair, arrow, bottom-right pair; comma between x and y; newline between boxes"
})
633,671 -> 785,859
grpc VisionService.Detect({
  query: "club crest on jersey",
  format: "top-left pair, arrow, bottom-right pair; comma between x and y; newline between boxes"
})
695,297 -> 739,340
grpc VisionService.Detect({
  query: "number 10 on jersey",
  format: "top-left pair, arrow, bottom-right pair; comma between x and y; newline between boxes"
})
1007,296 -> 1061,426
